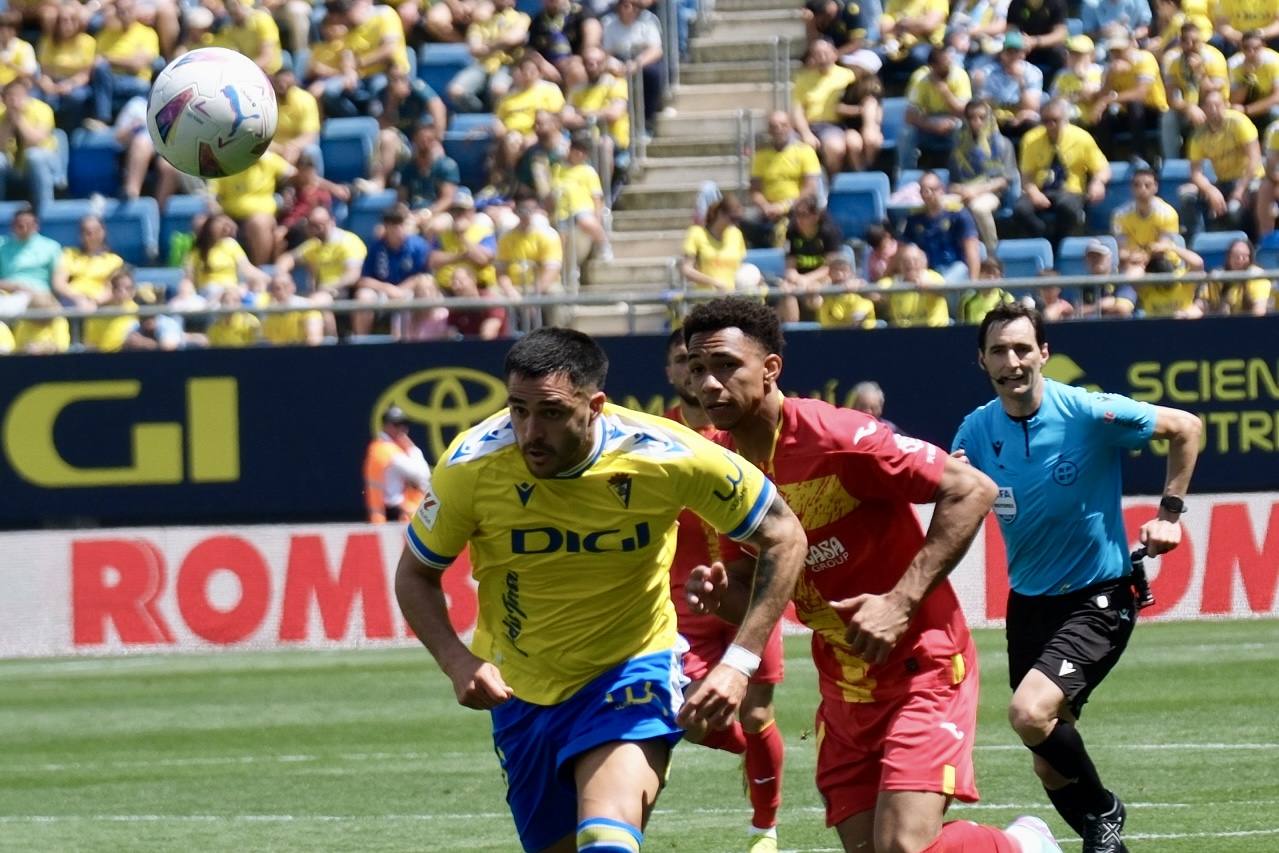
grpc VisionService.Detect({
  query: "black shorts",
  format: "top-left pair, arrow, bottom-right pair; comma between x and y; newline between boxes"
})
1006,578 -> 1137,717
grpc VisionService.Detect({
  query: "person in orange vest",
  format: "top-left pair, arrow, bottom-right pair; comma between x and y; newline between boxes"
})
364,406 -> 430,523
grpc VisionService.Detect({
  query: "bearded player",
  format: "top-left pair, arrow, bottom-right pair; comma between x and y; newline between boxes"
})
682,299 -> 1063,853
664,330 -> 787,853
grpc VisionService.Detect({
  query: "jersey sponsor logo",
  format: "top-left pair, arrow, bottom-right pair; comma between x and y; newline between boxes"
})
994,486 -> 1017,522
510,522 -> 652,554
500,570 -> 529,656
804,536 -> 849,572
608,472 -> 632,508
1058,659 -> 1077,677
894,434 -> 925,454
514,481 -> 535,506
852,421 -> 877,445
416,485 -> 441,529
1051,459 -> 1079,486
713,453 -> 744,503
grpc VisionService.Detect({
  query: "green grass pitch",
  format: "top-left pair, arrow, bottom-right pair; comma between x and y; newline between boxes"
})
3,619 -> 1278,852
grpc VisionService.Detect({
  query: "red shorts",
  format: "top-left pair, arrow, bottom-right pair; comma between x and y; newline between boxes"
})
679,613 -> 784,685
815,640 -> 980,827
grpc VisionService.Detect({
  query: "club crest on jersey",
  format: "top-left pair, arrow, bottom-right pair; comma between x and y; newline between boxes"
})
608,473 -> 632,508
515,481 -> 535,506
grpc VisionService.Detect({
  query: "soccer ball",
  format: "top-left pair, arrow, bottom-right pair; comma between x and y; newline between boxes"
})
146,47 -> 278,179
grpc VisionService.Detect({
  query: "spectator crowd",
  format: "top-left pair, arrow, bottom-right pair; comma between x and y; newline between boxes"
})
680,0 -> 1279,328
0,0 -> 1275,355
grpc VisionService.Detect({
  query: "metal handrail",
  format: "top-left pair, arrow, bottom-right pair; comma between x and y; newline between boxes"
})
628,65 -> 648,165
12,267 -> 1277,324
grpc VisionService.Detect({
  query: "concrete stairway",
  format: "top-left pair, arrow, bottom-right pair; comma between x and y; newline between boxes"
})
572,0 -> 803,334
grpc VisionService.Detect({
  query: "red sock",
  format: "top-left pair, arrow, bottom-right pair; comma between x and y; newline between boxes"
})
698,720 -> 746,754
743,720 -> 783,829
917,821 -> 1017,853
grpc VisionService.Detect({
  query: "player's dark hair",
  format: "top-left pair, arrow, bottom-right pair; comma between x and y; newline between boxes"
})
505,327 -> 609,391
683,297 -> 784,356
978,303 -> 1044,351
665,328 -> 686,356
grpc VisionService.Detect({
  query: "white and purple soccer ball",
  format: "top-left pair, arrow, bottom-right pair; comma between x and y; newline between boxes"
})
146,47 -> 278,179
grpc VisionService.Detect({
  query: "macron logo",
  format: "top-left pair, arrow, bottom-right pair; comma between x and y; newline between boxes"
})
940,722 -> 964,741
1059,660 -> 1077,677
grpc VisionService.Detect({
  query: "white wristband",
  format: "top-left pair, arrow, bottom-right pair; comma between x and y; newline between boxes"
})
720,643 -> 762,678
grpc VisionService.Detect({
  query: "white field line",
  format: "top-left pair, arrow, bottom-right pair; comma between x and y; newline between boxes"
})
6,803 -> 1279,823
7,742 -> 1278,775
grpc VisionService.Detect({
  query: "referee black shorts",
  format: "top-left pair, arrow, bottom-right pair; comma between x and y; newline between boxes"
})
1006,577 -> 1137,717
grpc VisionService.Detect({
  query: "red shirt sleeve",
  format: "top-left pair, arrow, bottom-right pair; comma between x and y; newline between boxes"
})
833,415 -> 947,505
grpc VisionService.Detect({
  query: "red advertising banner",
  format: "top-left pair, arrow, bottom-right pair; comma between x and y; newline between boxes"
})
1,492 -> 1276,658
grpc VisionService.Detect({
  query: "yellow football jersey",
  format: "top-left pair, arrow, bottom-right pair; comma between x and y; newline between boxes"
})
406,403 -> 776,705
1111,199 -> 1180,253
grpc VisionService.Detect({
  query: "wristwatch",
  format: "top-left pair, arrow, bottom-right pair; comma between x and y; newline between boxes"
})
1159,495 -> 1187,514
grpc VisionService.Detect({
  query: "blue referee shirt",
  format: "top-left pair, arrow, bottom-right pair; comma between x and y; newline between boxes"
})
952,379 -> 1156,596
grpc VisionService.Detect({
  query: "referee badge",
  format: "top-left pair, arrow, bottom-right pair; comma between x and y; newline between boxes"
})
994,486 -> 1017,522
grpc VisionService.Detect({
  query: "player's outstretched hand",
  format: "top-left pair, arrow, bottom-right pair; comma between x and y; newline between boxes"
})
830,592 -> 912,665
1139,516 -> 1183,556
447,655 -> 514,710
686,561 -> 728,615
677,663 -> 747,730
950,449 -> 969,465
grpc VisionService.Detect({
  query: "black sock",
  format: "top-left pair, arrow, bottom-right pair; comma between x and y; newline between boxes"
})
1044,782 -> 1087,837
1026,721 -> 1111,814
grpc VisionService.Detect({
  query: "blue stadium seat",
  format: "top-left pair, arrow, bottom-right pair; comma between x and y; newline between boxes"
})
418,43 -> 475,107
880,97 -> 908,156
995,238 -> 1054,278
897,168 -> 949,189
108,199 -> 161,265
1258,231 -> 1279,270
444,129 -> 495,191
1191,230 -> 1250,271
744,247 -> 785,282
37,199 -> 94,249
1157,158 -> 1214,203
1085,161 -> 1133,232
449,113 -> 496,134
67,129 -> 122,198
343,189 -> 398,245
132,266 -> 186,300
0,199 -> 30,231
160,194 -> 209,261
320,117 -> 379,184
827,171 -> 890,242
1057,235 -> 1117,276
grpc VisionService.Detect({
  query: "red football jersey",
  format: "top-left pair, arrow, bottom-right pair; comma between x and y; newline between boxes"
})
664,404 -> 722,621
717,396 -> 972,704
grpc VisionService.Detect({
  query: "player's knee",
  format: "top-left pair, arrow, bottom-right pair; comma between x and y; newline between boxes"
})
1007,696 -> 1054,741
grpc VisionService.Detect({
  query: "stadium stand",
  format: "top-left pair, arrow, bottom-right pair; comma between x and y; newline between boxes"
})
0,0 -> 1273,357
